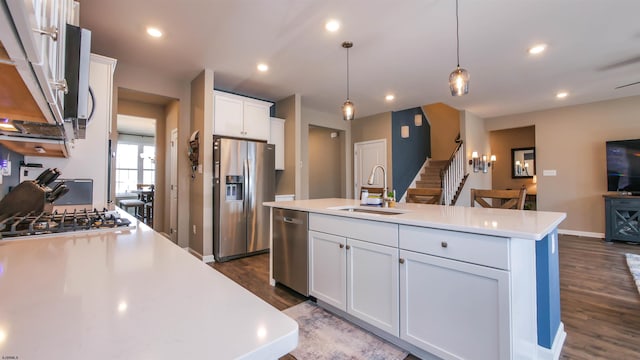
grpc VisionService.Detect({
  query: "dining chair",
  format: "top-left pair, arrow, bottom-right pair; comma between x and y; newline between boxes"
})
470,188 -> 527,210
406,188 -> 443,205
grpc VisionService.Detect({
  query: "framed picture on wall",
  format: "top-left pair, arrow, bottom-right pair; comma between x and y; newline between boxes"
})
512,147 -> 535,178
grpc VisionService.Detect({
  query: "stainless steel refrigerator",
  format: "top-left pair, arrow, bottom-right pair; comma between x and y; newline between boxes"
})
213,136 -> 275,262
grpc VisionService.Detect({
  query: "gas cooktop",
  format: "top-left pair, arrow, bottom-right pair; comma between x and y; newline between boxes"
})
0,208 -> 132,239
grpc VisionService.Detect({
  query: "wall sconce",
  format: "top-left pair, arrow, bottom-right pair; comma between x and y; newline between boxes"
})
469,152 -> 495,173
401,125 -> 410,138
414,114 -> 423,127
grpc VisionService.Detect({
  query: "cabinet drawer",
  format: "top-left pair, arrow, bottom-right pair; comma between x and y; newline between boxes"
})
309,213 -> 398,247
399,225 -> 509,270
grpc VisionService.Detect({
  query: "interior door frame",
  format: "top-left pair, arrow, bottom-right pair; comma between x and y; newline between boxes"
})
169,128 -> 178,243
354,139 -> 387,199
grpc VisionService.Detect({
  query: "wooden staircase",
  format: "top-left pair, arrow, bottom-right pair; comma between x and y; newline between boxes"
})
416,160 -> 447,189
408,138 -> 468,205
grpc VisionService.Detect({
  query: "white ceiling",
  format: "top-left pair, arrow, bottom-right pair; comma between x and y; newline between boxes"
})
79,0 -> 640,119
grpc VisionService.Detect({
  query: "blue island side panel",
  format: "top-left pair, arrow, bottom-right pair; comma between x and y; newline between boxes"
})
535,229 -> 561,348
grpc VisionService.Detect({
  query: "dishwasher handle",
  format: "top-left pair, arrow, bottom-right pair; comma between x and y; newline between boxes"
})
282,216 -> 303,225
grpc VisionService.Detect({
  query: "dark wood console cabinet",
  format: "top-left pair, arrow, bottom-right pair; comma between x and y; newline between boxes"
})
604,195 -> 640,243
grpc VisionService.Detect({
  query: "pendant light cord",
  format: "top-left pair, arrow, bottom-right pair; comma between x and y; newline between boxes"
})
456,0 -> 460,67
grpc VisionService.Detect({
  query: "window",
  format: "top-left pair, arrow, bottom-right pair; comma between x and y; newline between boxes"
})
115,141 -> 155,195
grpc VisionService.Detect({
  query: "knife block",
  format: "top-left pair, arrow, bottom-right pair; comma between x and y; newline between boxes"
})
0,181 -> 52,220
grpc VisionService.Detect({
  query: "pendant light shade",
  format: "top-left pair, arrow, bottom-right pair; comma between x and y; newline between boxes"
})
342,99 -> 354,121
449,0 -> 469,96
449,66 -> 469,96
341,41 -> 355,121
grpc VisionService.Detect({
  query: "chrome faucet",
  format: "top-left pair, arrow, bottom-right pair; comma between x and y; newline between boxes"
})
367,164 -> 390,207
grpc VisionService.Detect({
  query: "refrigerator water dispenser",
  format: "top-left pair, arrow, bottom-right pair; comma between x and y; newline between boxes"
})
225,175 -> 244,200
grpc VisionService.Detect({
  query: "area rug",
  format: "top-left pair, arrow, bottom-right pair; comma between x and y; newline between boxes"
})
283,301 -> 408,360
626,253 -> 640,295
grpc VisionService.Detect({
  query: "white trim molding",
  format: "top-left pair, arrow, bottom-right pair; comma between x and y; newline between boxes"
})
538,322 -> 566,360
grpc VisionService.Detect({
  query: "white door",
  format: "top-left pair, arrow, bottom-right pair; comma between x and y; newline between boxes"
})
309,230 -> 347,311
347,238 -> 399,336
169,128 -> 178,243
399,249 -> 511,360
354,139 -> 386,198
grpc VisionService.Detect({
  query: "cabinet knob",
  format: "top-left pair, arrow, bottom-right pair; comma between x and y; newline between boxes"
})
399,258 -> 405,264
346,245 -> 351,250
441,241 -> 448,248
339,244 -> 344,249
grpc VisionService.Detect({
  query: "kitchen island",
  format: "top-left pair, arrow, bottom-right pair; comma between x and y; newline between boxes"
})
0,215 -> 297,359
264,198 -> 567,360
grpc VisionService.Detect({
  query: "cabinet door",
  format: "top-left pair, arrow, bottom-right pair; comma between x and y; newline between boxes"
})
309,230 -> 347,311
243,101 -> 270,140
400,249 -> 511,360
347,238 -> 399,336
213,93 -> 244,137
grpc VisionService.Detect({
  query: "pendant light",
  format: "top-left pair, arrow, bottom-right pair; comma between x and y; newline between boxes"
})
449,0 -> 469,96
342,41 -> 355,121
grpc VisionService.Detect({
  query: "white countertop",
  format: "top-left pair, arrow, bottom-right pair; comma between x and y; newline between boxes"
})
0,217 -> 297,359
264,198 -> 566,240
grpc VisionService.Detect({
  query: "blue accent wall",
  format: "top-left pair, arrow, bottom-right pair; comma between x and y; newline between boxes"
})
535,229 -> 562,348
391,107 -> 431,199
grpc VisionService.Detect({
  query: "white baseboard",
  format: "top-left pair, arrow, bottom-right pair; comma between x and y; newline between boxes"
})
558,229 -> 604,239
538,322 -> 566,360
186,248 -> 216,263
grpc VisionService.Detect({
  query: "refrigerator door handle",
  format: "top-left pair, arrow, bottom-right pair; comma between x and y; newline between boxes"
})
244,158 -> 250,214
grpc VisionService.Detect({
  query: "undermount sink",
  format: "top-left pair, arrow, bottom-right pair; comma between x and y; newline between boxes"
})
328,206 -> 407,216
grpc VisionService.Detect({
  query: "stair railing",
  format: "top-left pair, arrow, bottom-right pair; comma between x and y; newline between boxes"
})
441,141 -> 465,205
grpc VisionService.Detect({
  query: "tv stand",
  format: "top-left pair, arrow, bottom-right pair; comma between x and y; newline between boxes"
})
604,194 -> 640,243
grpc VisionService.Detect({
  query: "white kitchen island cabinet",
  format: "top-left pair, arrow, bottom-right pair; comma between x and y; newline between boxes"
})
265,198 -> 567,360
213,90 -> 271,140
309,213 -> 400,336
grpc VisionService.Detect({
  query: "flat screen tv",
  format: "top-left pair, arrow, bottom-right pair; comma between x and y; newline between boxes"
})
606,139 -> 640,195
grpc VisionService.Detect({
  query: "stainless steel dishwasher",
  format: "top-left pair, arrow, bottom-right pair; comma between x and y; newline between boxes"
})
273,208 -> 309,296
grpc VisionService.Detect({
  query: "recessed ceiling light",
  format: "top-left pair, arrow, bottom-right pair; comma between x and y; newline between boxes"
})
146,27 -> 163,38
257,63 -> 269,72
325,19 -> 340,32
385,94 -> 395,101
528,44 -> 547,55
556,91 -> 569,99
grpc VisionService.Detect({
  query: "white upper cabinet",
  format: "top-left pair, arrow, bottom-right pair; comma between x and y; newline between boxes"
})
213,91 -> 271,141
6,0 -> 71,124
269,117 -> 285,170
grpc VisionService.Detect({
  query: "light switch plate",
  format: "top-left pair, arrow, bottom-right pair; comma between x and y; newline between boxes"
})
0,161 -> 10,176
543,169 -> 557,176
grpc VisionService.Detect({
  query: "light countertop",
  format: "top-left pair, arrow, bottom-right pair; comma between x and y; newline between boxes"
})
0,215 -> 297,359
264,198 -> 566,240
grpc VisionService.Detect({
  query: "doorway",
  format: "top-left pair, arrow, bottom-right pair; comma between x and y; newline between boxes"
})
354,139 -> 387,199
308,126 -> 345,199
115,88 -> 179,235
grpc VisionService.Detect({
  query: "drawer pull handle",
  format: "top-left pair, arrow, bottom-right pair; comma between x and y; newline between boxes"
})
346,245 -> 351,250
399,258 -> 405,264
441,241 -> 448,248
339,244 -> 344,249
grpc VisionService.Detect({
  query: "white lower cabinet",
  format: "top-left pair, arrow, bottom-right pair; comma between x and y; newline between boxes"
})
309,220 -> 399,337
347,238 -> 399,336
309,230 -> 347,310
399,249 -> 511,360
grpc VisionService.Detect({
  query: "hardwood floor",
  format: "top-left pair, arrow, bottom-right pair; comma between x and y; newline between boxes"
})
210,235 -> 640,359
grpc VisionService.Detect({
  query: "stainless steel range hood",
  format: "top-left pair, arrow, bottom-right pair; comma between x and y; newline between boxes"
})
0,2 -> 91,158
